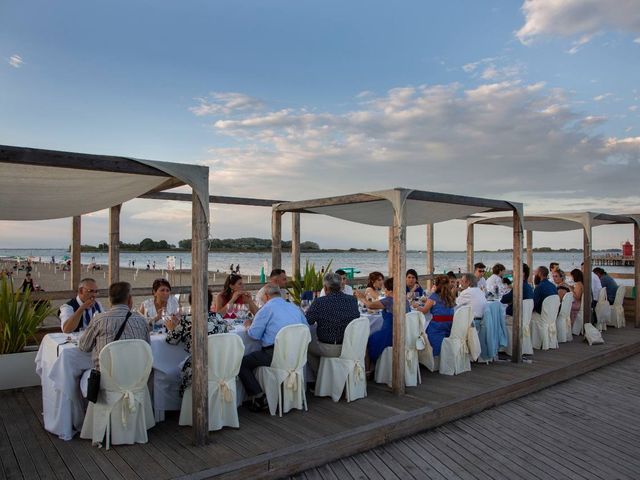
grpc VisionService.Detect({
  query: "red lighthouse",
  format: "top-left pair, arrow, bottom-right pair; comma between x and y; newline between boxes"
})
622,240 -> 633,257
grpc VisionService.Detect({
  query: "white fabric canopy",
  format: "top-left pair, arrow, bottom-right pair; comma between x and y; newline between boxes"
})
469,212 -> 633,232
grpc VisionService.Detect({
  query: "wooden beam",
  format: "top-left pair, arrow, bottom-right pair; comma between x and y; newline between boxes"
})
466,222 -> 474,273
426,224 -> 434,289
108,205 -> 121,285
583,227 -> 592,326
271,209 -> 282,270
388,227 -> 395,278
291,213 -> 300,278
511,209 -> 523,362
139,191 -> 283,207
406,189 -> 516,211
391,200 -> 407,395
526,230 -> 533,283
191,191 -> 209,446
276,193 -> 383,213
635,222 -> 640,328
71,216 -> 81,289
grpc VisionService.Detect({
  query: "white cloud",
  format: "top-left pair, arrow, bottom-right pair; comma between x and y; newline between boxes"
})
635,37 -> 640,43
629,105 -> 639,111
189,92 -> 264,116
8,54 -> 23,68
517,0 -> 640,46
593,93 -> 613,101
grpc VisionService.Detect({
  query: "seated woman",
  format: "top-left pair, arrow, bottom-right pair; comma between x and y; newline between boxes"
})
406,269 -> 425,300
214,273 -> 258,318
413,275 -> 455,356
363,271 -> 384,302
569,269 -> 584,325
139,278 -> 180,328
551,269 -> 570,290
165,290 -> 230,396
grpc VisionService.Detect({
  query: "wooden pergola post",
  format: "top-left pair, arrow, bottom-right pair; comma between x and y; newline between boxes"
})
426,223 -> 434,288
635,221 -> 640,327
191,191 -> 209,446
391,198 -> 407,395
271,209 -> 282,270
108,204 -> 121,285
582,220 -> 593,326
466,222 -> 474,273
526,230 -> 533,283
291,212 -> 300,278
71,216 -> 81,288
511,208 -> 523,362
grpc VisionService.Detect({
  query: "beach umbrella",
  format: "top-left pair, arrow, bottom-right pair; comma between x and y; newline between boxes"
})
260,266 -> 265,283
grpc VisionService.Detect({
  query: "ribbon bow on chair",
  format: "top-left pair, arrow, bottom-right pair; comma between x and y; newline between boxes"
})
417,332 -> 429,351
523,324 -> 530,337
353,360 -> 365,382
285,369 -> 299,391
218,379 -> 233,403
121,390 -> 138,427
548,323 -> 557,339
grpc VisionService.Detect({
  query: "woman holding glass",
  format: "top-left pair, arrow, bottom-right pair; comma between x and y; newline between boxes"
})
363,271 -> 385,302
214,273 -> 258,318
139,278 -> 180,329
406,269 -> 425,301
413,275 -> 455,356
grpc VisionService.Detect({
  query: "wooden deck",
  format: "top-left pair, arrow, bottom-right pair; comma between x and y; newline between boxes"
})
292,352 -> 640,480
2,325 -> 640,480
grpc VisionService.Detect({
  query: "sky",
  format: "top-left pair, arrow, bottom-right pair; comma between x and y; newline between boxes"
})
1,0 -> 639,251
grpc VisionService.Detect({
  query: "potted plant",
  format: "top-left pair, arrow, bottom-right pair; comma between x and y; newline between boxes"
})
0,276 -> 55,389
288,260 -> 332,305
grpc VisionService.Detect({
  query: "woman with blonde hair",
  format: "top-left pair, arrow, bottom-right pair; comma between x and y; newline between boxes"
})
414,275 -> 456,356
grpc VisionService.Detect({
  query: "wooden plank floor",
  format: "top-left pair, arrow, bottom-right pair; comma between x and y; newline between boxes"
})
293,352 -> 640,480
2,325 -> 640,480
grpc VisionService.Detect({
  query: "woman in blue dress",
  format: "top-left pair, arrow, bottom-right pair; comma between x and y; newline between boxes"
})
414,275 -> 455,356
406,269 -> 425,301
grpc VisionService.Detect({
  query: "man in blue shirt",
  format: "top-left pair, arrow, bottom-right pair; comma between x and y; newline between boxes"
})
593,268 -> 618,304
238,285 -> 308,411
533,266 -> 558,314
501,263 -> 535,316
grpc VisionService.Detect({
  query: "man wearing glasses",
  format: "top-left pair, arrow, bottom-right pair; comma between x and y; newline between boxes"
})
474,262 -> 487,292
59,278 -> 104,333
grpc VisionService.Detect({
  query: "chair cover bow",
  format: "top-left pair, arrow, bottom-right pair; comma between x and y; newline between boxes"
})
218,379 -> 233,403
416,332 -> 429,351
353,360 -> 365,381
121,390 -> 138,427
285,369 -> 299,391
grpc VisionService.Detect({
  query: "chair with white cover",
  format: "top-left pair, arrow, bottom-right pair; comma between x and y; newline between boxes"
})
374,311 -> 424,387
439,306 -> 473,376
595,288 -> 611,332
255,324 -> 311,416
608,286 -> 626,328
179,333 -> 244,430
505,299 -> 534,356
556,292 -> 574,343
418,314 -> 438,372
80,339 -> 155,449
315,317 -> 370,402
531,295 -> 560,350
572,302 -> 584,336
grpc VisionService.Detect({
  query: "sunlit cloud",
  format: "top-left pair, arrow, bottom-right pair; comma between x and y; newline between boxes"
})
8,54 -> 23,68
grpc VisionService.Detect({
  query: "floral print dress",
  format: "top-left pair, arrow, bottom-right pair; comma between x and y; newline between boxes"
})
165,312 -> 231,395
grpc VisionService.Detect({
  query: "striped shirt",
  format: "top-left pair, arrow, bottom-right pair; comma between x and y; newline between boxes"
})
78,304 -> 150,369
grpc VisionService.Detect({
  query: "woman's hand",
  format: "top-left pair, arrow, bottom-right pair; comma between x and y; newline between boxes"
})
165,315 -> 180,331
231,290 -> 243,303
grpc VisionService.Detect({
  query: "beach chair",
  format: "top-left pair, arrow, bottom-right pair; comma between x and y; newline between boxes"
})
375,311 -> 424,387
80,340 -> 155,449
556,292 -> 574,343
315,317 -> 370,402
439,306 -> 473,376
595,288 -> 611,332
255,324 -> 311,416
531,295 -> 560,350
608,286 -> 626,328
179,333 -> 244,430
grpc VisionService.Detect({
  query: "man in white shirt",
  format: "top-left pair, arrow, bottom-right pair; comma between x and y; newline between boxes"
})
59,278 -> 104,333
474,262 -> 487,291
318,269 -> 354,297
255,269 -> 288,307
456,273 -> 487,319
485,263 -> 506,297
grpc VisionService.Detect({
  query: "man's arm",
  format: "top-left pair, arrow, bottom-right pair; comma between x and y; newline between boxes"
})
456,289 -> 468,307
77,318 -> 99,352
247,308 -> 268,341
533,287 -> 542,313
60,303 -> 86,334
305,300 -> 319,325
500,289 -> 513,306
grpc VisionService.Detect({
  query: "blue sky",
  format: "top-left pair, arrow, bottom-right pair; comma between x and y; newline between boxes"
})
1,0 -> 639,251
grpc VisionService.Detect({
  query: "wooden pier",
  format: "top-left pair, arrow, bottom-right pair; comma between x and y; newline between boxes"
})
593,254 -> 635,267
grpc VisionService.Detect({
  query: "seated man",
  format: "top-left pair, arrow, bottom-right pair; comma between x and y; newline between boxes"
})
59,278 -> 104,334
501,263 -> 534,317
306,272 -> 360,374
255,268 -> 288,307
318,269 -> 354,296
533,266 -> 557,314
239,285 -> 308,411
78,281 -> 150,370
593,267 -> 618,304
456,273 -> 487,320
474,262 -> 487,292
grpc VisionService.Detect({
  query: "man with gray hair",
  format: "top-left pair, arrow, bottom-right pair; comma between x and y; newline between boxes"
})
455,272 -> 487,319
59,278 -> 104,333
306,272 -> 360,375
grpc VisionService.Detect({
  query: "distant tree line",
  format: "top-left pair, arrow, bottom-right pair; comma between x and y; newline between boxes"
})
80,237 -> 321,252
80,238 -> 176,252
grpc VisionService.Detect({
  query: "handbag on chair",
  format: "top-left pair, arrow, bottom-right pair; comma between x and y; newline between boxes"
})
86,311 -> 132,403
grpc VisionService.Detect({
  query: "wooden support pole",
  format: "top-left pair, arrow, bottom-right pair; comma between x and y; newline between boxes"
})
391,199 -> 407,395
426,224 -> 434,289
466,222 -> 474,273
526,230 -> 533,284
191,192 -> 209,446
71,216 -> 81,289
291,212 -> 300,279
635,222 -> 640,328
108,205 -> 121,285
388,227 -> 395,278
271,209 -> 282,270
583,227 -> 592,326
511,209 -> 523,362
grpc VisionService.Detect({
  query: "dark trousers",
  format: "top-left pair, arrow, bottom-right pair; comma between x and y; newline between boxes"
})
591,300 -> 598,325
239,347 -> 274,397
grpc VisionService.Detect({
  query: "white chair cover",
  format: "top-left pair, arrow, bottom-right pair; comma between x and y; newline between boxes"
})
179,333 -> 244,430
556,292 -> 574,343
80,340 -> 155,449
504,299 -> 534,356
572,303 -> 584,336
531,295 -> 560,350
315,317 -> 370,402
595,288 -> 611,332
255,324 -> 311,416
608,286 -> 626,328
374,311 -> 424,387
439,306 -> 473,376
584,323 -> 605,345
